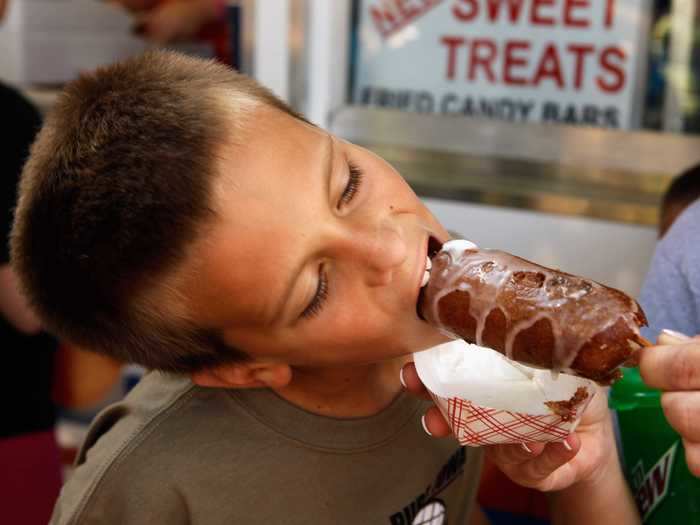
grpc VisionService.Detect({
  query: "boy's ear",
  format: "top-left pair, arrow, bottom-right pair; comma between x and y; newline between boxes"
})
191,361 -> 292,390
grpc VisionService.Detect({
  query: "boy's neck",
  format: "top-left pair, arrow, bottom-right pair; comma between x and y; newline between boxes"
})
273,357 -> 410,418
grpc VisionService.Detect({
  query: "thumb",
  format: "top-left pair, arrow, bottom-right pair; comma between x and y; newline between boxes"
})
658,329 -> 691,346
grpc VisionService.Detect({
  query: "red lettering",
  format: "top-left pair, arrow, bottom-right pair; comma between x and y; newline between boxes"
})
564,0 -> 590,28
532,43 -> 563,88
604,0 -> 615,28
468,39 -> 497,82
486,0 -> 526,23
370,3 -> 398,37
567,43 -> 594,89
596,46 -> 626,93
371,0 -> 444,38
503,40 -> 530,85
396,0 -> 420,18
452,0 -> 478,21
530,0 -> 555,26
652,454 -> 672,496
441,36 -> 465,80
636,479 -> 653,516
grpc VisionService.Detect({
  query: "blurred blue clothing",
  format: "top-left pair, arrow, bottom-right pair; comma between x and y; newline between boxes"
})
639,199 -> 700,340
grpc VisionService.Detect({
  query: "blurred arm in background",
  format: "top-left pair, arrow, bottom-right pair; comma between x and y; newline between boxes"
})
114,0 -> 224,45
0,264 -> 42,334
53,344 -> 123,410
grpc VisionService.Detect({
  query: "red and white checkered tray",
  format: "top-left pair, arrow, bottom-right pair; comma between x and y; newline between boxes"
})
429,392 -> 593,447
414,340 -> 595,446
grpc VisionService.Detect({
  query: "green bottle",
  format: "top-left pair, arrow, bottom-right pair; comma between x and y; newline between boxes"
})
610,367 -> 700,523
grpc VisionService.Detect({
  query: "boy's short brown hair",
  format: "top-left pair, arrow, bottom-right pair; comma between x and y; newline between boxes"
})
11,51 -> 302,373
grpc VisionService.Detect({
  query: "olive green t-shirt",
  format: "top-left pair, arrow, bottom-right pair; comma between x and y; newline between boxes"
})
51,371 -> 483,524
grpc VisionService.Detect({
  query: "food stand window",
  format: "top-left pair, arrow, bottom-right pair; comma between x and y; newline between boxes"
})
292,0 -> 700,298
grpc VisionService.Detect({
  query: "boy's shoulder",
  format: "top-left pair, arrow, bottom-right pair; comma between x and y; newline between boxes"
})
50,371 -> 261,524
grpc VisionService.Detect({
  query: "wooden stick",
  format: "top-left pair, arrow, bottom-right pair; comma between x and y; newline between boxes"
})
623,336 -> 651,368
624,352 -> 641,368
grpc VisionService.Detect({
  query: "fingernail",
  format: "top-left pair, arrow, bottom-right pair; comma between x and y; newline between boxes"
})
521,442 -> 532,453
399,368 -> 407,388
661,329 -> 691,342
562,438 -> 572,451
421,415 -> 432,436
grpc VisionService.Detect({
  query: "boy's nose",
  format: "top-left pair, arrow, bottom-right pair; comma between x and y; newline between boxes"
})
351,219 -> 408,287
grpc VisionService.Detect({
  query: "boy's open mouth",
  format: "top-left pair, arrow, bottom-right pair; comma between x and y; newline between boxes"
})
416,236 -> 443,320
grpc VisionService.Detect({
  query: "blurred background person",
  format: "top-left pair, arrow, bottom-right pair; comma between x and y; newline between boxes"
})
0,73 -> 63,525
640,167 -> 700,340
0,4 -> 125,523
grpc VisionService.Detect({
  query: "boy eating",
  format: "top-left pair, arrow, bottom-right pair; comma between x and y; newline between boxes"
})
11,51 -> 638,524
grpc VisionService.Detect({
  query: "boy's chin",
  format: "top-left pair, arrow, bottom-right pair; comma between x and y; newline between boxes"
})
407,323 -> 453,354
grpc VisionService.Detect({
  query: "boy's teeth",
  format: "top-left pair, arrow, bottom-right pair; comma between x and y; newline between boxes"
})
421,256 -> 431,287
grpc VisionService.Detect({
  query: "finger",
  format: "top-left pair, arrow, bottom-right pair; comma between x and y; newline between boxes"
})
661,391 -> 700,442
400,362 -> 433,401
658,329 -> 692,345
639,343 -> 700,391
519,435 -> 580,485
423,406 -> 452,437
486,441 -> 546,467
141,11 -> 175,44
684,439 -> 700,478
486,436 -> 580,491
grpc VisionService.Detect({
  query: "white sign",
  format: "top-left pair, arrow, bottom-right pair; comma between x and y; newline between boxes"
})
354,0 -> 651,129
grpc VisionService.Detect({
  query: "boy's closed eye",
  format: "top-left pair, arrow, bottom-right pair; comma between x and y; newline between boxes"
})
300,160 -> 364,320
338,162 -> 363,208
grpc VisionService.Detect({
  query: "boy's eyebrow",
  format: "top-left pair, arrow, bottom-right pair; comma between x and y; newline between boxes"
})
271,133 -> 334,325
321,133 -> 334,197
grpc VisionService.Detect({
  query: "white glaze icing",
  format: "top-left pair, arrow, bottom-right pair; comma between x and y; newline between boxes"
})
441,239 -> 478,260
422,241 -> 642,374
